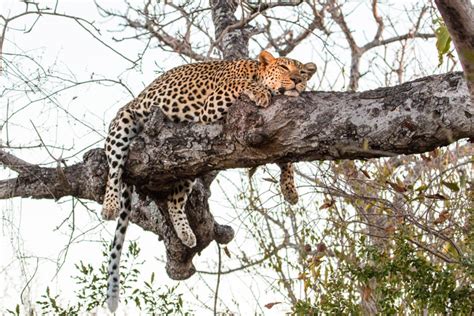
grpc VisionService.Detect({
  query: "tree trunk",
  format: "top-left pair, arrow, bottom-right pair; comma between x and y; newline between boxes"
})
435,0 -> 474,102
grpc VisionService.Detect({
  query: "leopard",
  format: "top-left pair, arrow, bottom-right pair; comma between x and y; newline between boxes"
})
104,50 -> 316,312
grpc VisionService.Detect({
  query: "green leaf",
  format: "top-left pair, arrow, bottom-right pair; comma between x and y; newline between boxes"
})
434,21 -> 452,66
415,184 -> 428,192
441,181 -> 460,192
135,296 -> 141,310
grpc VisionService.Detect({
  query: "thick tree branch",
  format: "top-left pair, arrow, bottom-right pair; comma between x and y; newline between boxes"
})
0,150 -> 36,174
123,72 -> 471,185
0,72 -> 472,279
0,148 -> 107,201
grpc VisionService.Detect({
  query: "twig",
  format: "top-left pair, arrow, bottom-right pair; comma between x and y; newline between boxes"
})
213,242 -> 222,316
30,120 -> 57,163
30,120 -> 72,192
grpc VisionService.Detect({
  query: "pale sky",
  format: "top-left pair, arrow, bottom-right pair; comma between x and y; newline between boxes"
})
0,0 -> 446,315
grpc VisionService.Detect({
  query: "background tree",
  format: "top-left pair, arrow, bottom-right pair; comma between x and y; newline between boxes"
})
0,0 -> 472,314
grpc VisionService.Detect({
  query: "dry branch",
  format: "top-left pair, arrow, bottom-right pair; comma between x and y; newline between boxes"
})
0,71 -> 472,279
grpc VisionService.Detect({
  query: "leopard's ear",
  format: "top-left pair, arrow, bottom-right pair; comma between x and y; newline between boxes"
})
259,51 -> 275,66
302,62 -> 317,79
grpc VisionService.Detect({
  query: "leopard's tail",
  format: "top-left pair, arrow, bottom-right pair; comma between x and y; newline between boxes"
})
106,183 -> 132,312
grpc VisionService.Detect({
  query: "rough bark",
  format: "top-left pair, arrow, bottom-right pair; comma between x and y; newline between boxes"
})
210,0 -> 251,60
435,0 -> 474,101
0,72 -> 472,279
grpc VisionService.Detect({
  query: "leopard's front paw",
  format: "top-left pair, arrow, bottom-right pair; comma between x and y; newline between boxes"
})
284,90 -> 300,97
176,227 -> 197,248
254,89 -> 272,108
282,185 -> 299,205
102,199 -> 119,220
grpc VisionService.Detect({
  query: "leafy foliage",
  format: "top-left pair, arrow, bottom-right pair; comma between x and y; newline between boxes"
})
234,144 -> 473,315
15,241 -> 191,315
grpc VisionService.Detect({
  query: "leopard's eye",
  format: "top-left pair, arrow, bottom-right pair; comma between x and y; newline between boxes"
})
279,65 -> 289,71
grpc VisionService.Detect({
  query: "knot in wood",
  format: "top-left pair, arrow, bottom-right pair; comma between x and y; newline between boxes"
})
214,224 -> 235,244
245,131 -> 269,146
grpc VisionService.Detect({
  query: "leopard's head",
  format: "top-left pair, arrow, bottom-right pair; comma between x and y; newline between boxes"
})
257,51 -> 317,96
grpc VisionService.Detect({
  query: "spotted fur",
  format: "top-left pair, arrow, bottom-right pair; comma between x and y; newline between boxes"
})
104,51 -> 316,312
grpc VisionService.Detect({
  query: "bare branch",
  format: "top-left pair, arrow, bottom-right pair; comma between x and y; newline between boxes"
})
362,6 -> 433,51
327,0 -> 362,91
0,149 -> 35,174
243,0 -> 303,13
363,32 -> 434,51
0,5 -> 138,70
96,1 -> 212,62
264,2 -> 328,56
327,1 -> 434,91
371,0 -> 384,45
327,0 -> 359,53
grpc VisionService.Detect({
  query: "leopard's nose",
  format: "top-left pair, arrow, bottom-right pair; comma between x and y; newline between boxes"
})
291,76 -> 302,84
278,87 -> 285,94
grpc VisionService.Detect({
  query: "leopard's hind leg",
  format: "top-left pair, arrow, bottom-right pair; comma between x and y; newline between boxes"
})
278,163 -> 299,205
167,179 -> 197,248
102,105 -> 139,219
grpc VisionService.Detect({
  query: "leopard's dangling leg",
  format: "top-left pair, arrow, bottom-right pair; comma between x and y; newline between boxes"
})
102,106 -> 139,219
106,183 -> 132,312
278,163 -> 299,205
167,179 -> 197,248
